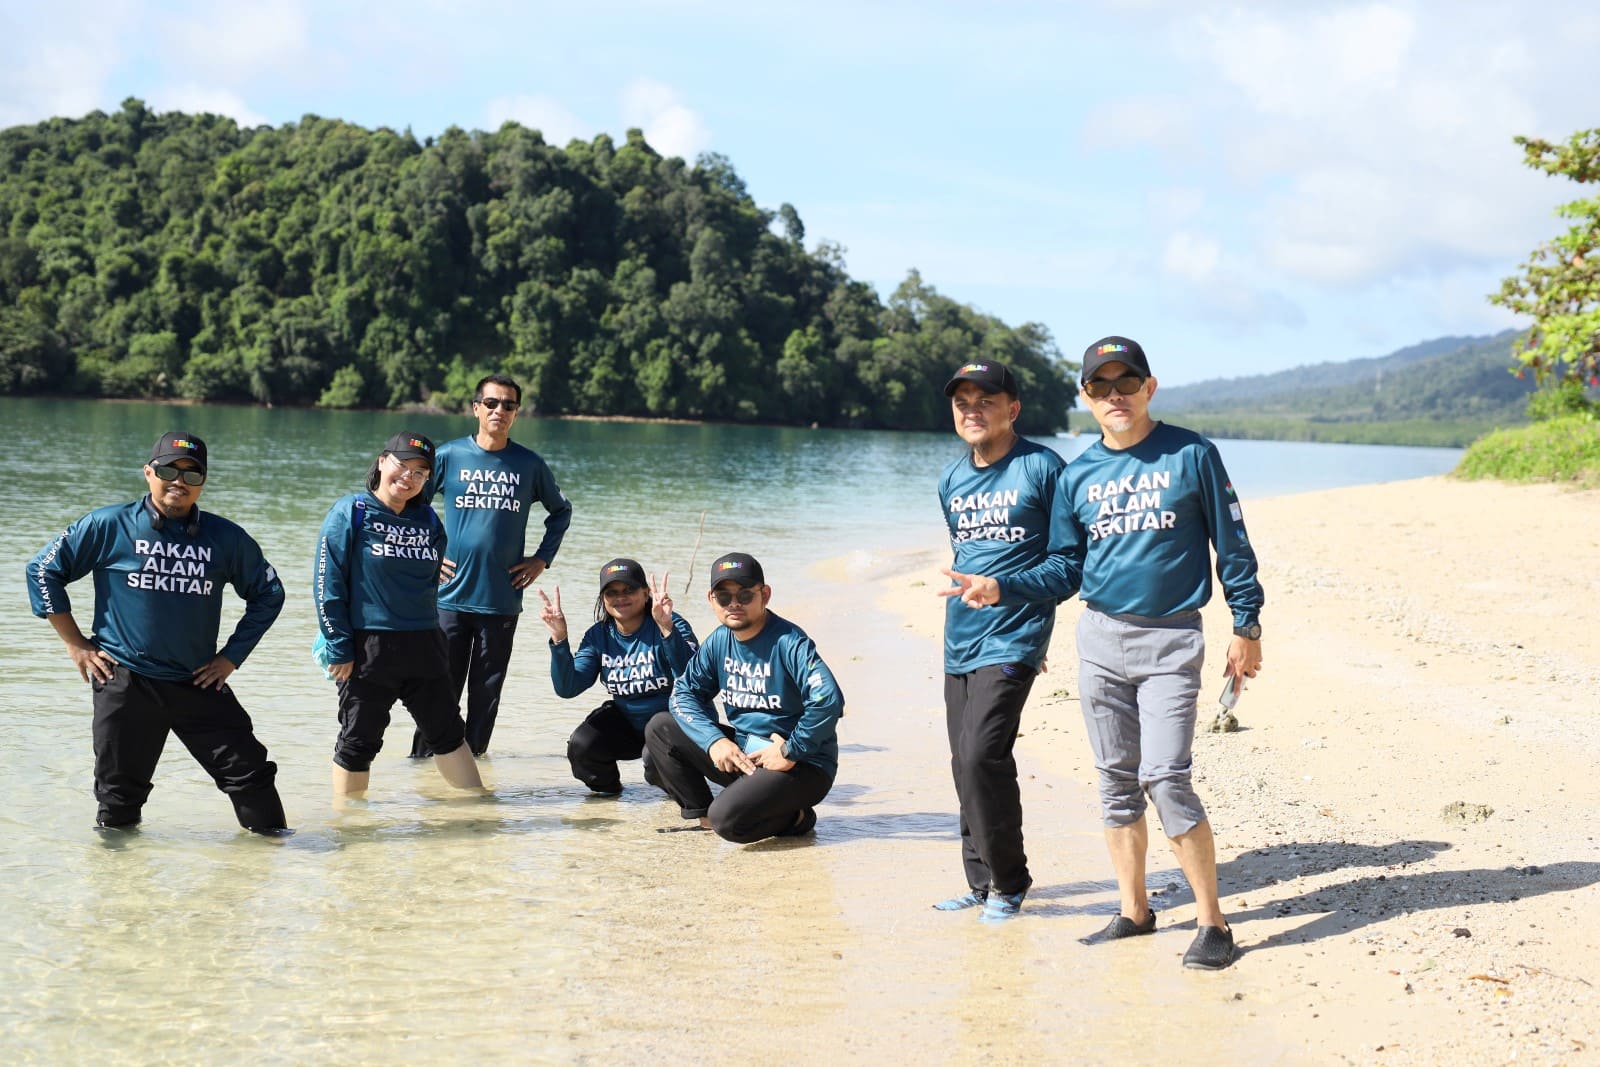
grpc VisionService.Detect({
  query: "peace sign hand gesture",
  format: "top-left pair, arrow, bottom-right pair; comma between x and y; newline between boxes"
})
650,572 -> 675,635
537,585 -> 568,644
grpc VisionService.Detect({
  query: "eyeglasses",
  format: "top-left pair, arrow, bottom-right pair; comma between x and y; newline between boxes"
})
476,397 -> 519,412
1083,374 -> 1146,400
153,464 -> 206,486
385,456 -> 430,482
711,588 -> 759,608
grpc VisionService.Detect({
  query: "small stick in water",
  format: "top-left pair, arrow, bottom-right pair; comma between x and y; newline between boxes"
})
683,510 -> 707,595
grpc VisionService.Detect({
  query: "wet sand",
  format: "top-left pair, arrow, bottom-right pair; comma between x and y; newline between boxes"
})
839,475 -> 1599,1066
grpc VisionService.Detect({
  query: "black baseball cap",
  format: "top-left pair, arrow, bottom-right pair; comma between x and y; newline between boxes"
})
598,558 -> 647,591
1080,336 -> 1152,384
942,360 -> 1019,397
708,552 -> 764,590
150,431 -> 207,473
383,431 -> 436,466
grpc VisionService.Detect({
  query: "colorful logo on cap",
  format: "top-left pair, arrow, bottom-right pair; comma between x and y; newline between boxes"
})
604,564 -> 630,574
716,561 -> 741,572
1095,344 -> 1129,356
958,363 -> 989,375
409,438 -> 428,450
171,438 -> 196,450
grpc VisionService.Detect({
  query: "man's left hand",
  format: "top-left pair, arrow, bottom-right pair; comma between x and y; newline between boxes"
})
192,655 -> 238,690
751,733 -> 795,773
509,557 -> 547,590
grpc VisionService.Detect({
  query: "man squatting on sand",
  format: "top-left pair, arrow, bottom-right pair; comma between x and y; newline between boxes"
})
934,360 -> 1069,923
26,431 -> 291,835
410,373 -> 572,759
947,336 -> 1264,970
645,552 -> 844,842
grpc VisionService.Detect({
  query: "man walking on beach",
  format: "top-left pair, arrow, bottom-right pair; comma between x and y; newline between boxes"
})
934,360 -> 1070,922
948,336 -> 1264,968
25,431 -> 291,835
410,373 -> 572,758
644,552 -> 844,842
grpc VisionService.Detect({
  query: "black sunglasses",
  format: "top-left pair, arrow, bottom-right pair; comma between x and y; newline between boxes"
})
153,464 -> 206,486
1083,374 -> 1146,400
711,588 -> 759,607
475,397 -> 519,411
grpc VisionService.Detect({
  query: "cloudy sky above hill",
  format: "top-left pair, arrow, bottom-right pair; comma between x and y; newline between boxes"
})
4,0 -> 1596,383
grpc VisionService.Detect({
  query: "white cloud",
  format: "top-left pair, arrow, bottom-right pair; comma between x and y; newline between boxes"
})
620,77 -> 711,159
0,3 -> 137,127
159,0 -> 310,80
1161,231 -> 1220,283
485,94 -> 588,145
148,86 -> 271,127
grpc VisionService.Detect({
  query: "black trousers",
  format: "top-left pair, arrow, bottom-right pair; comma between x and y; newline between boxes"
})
945,663 -> 1036,896
643,711 -> 833,843
567,701 -> 660,793
335,629 -> 466,772
411,609 -> 519,758
91,666 -> 287,831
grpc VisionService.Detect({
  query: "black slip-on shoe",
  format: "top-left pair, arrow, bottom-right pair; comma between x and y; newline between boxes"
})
777,807 -> 817,837
1183,924 -> 1237,970
1078,909 -> 1158,945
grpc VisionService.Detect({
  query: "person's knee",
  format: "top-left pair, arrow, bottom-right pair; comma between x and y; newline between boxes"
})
643,711 -> 678,751
420,716 -> 466,756
708,802 -> 766,844
333,738 -> 380,773
1099,771 -> 1146,825
1144,775 -> 1205,838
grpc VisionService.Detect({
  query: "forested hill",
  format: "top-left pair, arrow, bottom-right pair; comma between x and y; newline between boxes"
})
1156,329 -> 1532,424
0,99 -> 1076,431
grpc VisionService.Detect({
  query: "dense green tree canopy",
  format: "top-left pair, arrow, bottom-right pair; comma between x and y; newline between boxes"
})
0,100 -> 1076,432
1491,128 -> 1600,400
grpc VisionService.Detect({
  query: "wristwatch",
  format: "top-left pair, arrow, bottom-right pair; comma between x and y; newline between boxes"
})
1233,622 -> 1262,640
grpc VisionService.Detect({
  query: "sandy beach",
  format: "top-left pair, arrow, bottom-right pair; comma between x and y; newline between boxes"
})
840,474 -> 1599,1066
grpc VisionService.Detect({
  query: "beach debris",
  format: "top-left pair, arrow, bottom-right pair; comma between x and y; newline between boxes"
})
1452,927 -> 1472,938
1468,973 -> 1507,983
1440,801 -> 1494,824
1209,709 -> 1239,733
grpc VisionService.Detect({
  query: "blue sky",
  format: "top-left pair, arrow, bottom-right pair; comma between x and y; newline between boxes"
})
4,1 -> 1597,384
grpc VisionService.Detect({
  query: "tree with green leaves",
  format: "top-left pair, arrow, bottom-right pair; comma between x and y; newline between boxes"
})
1491,129 -> 1600,410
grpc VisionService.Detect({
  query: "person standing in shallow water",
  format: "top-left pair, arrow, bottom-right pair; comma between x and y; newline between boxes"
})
947,336 -> 1264,970
315,431 -> 483,797
539,559 -> 698,795
25,431 -> 291,835
410,373 -> 571,759
933,360 -> 1070,923
644,553 -> 843,842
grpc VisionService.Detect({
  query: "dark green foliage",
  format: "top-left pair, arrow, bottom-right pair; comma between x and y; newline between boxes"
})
0,102 -> 1074,431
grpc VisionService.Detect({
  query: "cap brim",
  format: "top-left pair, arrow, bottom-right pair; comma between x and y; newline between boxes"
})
943,375 -> 1003,397
149,452 -> 206,472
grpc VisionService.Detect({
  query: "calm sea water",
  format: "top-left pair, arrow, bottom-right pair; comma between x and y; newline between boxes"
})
0,397 -> 1459,1062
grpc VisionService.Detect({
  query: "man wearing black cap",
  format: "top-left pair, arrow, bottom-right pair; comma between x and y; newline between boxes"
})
946,336 -> 1265,969
408,373 -> 571,759
644,553 -> 845,842
933,361 -> 1071,922
25,431 -> 291,835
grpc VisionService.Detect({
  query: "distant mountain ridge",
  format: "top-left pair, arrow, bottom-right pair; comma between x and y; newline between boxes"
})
1157,329 -> 1531,422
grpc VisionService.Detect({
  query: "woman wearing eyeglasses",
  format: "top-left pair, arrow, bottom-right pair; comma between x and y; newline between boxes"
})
314,431 -> 483,796
536,559 -> 698,795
